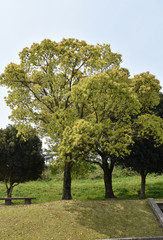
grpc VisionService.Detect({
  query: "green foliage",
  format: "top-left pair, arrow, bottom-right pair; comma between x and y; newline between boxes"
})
135,114 -> 163,146
48,160 -> 65,180
113,166 -> 138,178
117,90 -> 163,198
131,72 -> 161,112
0,125 -> 44,196
154,92 -> 163,119
48,160 -> 98,180
119,139 -> 163,175
71,161 -> 97,179
0,39 -> 124,198
0,38 -> 121,141
40,167 -> 55,181
1,38 -> 163,200
59,68 -> 141,162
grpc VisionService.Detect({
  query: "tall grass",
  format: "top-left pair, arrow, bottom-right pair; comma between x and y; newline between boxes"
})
0,167 -> 162,202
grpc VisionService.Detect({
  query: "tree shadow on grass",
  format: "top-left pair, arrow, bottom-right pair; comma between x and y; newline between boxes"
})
63,199 -> 163,238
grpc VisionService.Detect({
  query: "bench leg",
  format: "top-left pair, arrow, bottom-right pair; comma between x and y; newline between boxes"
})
5,199 -> 11,205
25,199 -> 31,204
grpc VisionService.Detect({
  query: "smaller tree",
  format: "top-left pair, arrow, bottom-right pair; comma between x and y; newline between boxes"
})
118,114 -> 163,199
119,73 -> 163,199
0,125 -> 44,197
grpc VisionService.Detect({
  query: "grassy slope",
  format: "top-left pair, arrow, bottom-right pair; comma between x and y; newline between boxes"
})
0,172 -> 162,239
0,200 -> 162,240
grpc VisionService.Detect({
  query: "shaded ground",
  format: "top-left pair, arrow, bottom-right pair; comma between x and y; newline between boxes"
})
0,200 -> 162,240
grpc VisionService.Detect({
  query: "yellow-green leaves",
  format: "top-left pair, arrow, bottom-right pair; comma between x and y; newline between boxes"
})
59,67 -> 141,159
0,63 -> 26,89
71,68 -> 141,123
135,114 -> 163,146
0,38 -> 122,140
131,72 -> 161,112
0,37 -> 163,165
59,119 -> 101,156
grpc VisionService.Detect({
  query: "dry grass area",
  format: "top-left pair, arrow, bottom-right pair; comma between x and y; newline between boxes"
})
0,199 -> 162,240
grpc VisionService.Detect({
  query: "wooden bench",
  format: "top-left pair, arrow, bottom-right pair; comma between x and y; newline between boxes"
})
0,197 -> 36,205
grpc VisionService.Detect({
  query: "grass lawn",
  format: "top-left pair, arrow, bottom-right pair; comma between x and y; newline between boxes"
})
0,171 -> 162,239
0,172 -> 162,202
0,200 -> 162,240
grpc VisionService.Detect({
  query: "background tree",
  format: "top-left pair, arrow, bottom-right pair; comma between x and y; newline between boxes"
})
0,125 -> 44,197
117,115 -> 163,199
125,72 -> 163,198
117,73 -> 163,199
131,72 -> 161,113
0,38 -> 121,199
120,139 -> 163,199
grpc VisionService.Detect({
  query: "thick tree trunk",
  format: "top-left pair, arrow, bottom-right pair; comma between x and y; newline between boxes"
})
101,157 -> 116,199
103,167 -> 115,198
4,180 -> 14,198
62,161 -> 73,200
139,171 -> 147,199
7,185 -> 13,198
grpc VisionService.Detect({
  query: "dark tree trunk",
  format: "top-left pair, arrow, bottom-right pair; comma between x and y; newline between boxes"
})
6,185 -> 13,198
101,156 -> 116,199
139,171 -> 147,199
62,161 -> 73,200
103,166 -> 115,198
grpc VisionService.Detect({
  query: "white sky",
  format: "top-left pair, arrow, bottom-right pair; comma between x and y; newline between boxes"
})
0,0 -> 163,129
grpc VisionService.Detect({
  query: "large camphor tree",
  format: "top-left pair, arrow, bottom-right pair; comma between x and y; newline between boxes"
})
59,68 -> 141,198
0,38 -> 121,199
0,125 -> 44,197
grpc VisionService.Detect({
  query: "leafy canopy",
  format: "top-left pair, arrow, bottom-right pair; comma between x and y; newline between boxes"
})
0,38 -> 121,143
59,68 -> 141,161
0,125 -> 44,196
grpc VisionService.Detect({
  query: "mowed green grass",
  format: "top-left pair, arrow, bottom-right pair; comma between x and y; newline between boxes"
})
0,173 -> 162,239
0,200 -> 163,240
0,173 -> 162,202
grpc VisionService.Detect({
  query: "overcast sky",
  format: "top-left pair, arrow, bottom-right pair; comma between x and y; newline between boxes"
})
0,0 -> 163,129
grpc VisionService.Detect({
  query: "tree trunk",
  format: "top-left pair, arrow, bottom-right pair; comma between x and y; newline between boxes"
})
7,185 -> 13,198
62,161 -> 73,200
139,171 -> 147,199
101,157 -> 116,198
4,180 -> 14,198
